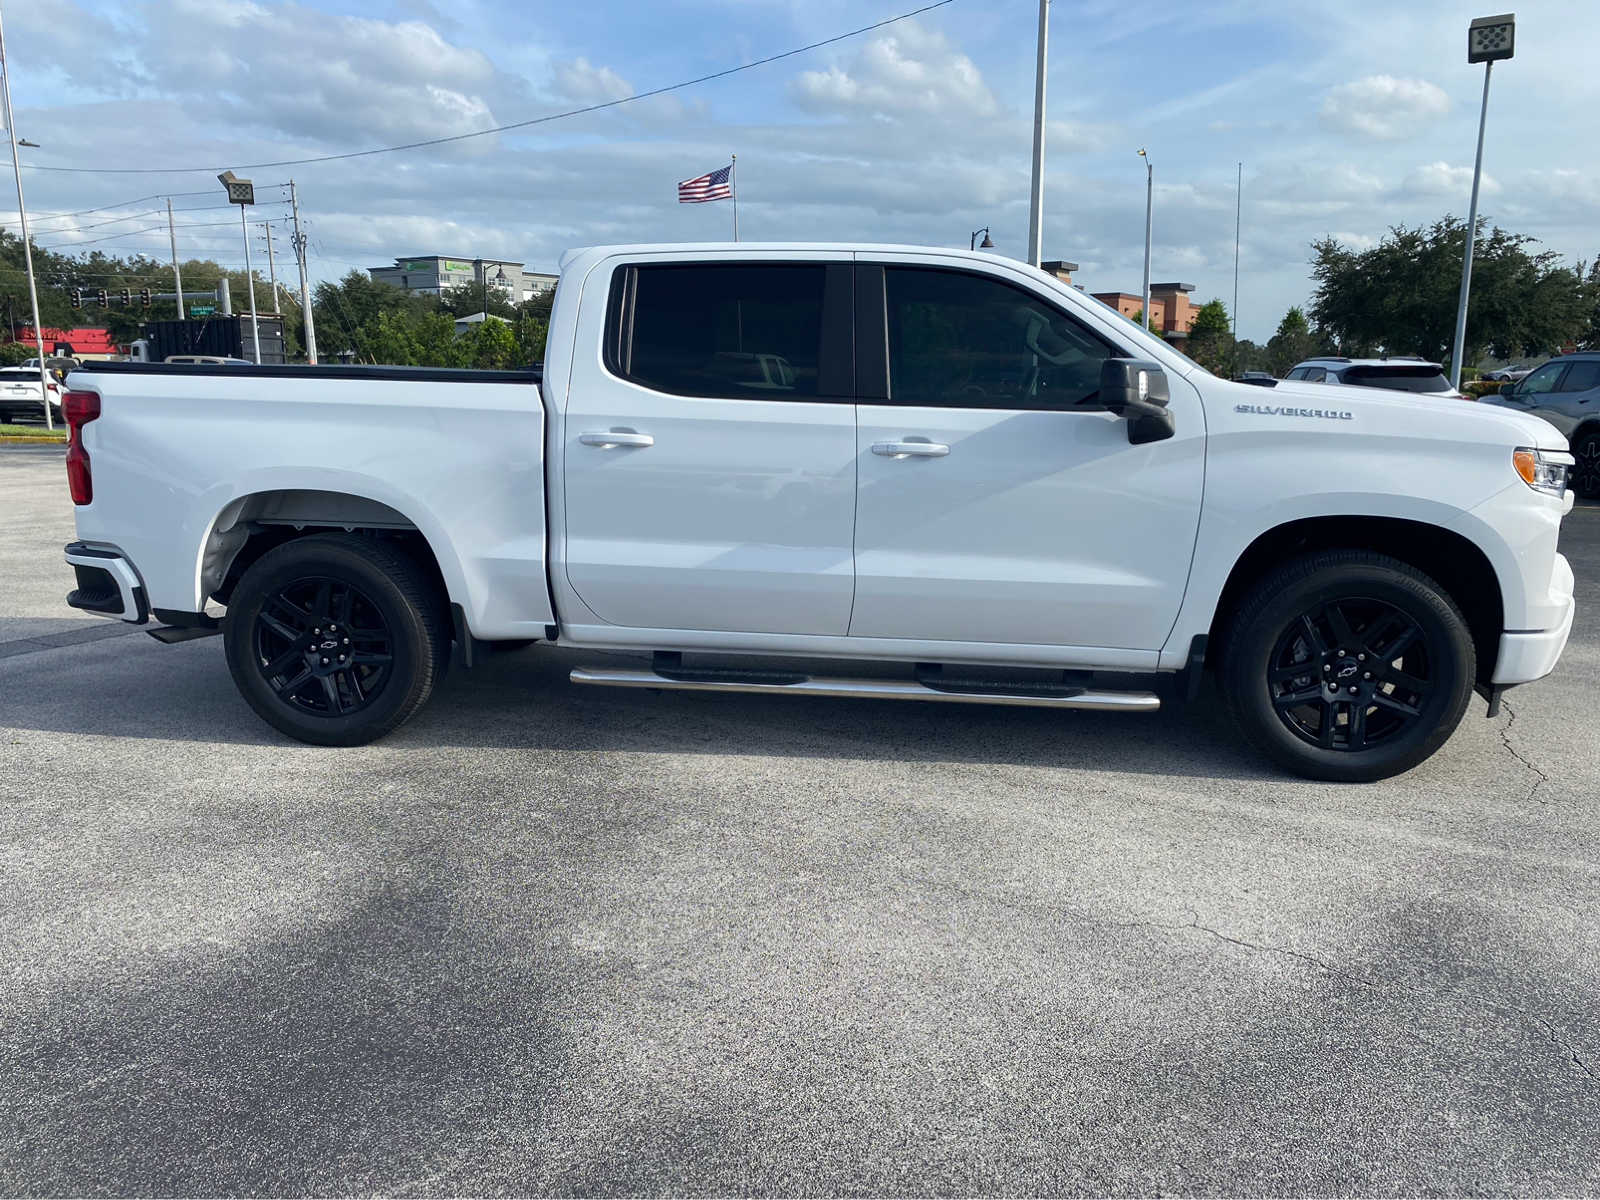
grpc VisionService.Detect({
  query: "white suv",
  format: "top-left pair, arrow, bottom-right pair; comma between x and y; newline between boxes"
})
1285,358 -> 1465,399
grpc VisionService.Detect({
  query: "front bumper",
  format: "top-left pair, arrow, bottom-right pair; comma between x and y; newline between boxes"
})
1492,552 -> 1574,685
64,542 -> 149,624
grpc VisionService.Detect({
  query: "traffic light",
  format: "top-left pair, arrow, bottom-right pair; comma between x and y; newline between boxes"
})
119,287 -> 131,307
70,288 -> 82,310
96,288 -> 108,309
140,287 -> 151,309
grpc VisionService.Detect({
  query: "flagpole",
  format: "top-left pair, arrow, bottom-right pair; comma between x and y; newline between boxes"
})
730,155 -> 738,242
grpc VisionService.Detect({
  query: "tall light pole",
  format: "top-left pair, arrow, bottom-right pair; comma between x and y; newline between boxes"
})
0,5 -> 53,428
1138,148 -> 1153,332
1232,161 -> 1242,375
218,171 -> 262,363
1449,13 -> 1515,390
1025,0 -> 1049,268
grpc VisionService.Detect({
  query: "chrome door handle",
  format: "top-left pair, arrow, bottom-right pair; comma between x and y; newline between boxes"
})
872,440 -> 950,459
579,430 -> 654,449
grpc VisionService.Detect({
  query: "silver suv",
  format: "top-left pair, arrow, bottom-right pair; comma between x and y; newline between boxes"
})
1483,352 -> 1600,498
1285,357 -> 1463,398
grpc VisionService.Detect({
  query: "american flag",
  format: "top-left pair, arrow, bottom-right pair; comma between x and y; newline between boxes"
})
678,164 -> 733,204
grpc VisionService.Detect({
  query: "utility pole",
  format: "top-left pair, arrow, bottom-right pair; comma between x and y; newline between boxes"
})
167,196 -> 185,318
0,3 -> 53,428
240,203 -> 261,362
289,179 -> 317,363
1024,0 -> 1049,267
261,222 -> 278,310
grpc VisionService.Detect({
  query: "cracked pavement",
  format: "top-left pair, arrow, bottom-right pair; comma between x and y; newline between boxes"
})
2,449 -> 1599,1194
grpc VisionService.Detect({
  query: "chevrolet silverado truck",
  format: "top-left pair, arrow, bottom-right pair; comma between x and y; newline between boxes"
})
59,244 -> 1577,781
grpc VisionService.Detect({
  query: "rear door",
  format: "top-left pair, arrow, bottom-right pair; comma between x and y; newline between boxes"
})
561,255 -> 858,635
849,258 -> 1205,652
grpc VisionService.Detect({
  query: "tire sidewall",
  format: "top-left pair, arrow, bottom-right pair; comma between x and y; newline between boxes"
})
224,540 -> 433,746
1225,562 -> 1475,782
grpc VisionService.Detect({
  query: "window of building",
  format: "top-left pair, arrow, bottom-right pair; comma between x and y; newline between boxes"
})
884,267 -> 1120,410
610,263 -> 828,399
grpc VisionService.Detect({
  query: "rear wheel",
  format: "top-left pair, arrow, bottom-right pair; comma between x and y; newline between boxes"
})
1221,551 -> 1475,782
224,534 -> 448,745
1570,431 -> 1600,500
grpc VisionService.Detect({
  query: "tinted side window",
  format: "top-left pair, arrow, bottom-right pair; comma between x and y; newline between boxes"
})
884,267 -> 1117,410
1284,368 -> 1307,380
1304,368 -> 1327,382
1557,360 -> 1600,393
616,264 -> 826,399
1519,362 -> 1566,395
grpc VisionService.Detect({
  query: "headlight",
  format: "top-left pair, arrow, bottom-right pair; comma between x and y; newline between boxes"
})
1512,447 -> 1570,497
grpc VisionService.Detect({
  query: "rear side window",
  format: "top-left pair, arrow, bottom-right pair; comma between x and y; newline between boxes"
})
1343,366 -> 1452,393
1557,360 -> 1600,392
608,263 -> 827,399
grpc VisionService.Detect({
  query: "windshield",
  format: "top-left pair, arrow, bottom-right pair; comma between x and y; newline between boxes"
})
1342,365 -> 1452,393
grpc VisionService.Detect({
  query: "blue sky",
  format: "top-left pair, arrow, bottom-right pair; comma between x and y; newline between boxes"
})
4,0 -> 1597,341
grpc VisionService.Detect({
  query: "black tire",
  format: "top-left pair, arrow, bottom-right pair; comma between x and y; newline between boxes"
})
223,533 -> 448,746
1220,550 -> 1475,782
1570,430 -> 1600,500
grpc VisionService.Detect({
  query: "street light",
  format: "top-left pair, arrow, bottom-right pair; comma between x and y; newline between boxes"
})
0,10 -> 52,428
218,170 -> 262,363
970,227 -> 994,251
1138,148 -> 1153,333
1449,12 -> 1515,389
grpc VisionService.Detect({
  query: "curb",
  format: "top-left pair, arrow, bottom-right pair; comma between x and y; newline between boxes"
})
0,436 -> 65,445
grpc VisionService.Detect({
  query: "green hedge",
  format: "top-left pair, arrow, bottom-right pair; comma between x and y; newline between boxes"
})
1462,379 -> 1504,398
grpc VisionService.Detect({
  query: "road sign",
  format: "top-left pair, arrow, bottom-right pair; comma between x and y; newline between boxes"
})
188,304 -> 216,317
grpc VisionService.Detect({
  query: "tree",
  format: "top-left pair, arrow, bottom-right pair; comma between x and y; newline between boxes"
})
1265,306 -> 1326,376
1185,298 -> 1232,372
1578,256 -> 1600,351
1310,217 -> 1584,364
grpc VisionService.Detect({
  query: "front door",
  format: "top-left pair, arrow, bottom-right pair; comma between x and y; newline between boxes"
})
562,257 -> 858,635
849,260 -> 1205,652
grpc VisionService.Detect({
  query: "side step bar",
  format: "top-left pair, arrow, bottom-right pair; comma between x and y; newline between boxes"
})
569,667 -> 1160,712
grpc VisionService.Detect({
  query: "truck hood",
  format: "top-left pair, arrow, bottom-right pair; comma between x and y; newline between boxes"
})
1254,380 -> 1570,453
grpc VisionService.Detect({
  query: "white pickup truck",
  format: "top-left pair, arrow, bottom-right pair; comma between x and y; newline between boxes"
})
60,243 -> 1576,781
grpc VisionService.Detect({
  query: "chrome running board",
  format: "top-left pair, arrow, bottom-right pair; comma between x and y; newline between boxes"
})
568,667 -> 1161,712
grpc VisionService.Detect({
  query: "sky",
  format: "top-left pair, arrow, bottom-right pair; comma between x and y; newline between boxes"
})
2,0 -> 1597,341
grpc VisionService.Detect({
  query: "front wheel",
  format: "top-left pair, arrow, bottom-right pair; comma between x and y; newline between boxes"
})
223,534 -> 448,746
1220,551 -> 1475,782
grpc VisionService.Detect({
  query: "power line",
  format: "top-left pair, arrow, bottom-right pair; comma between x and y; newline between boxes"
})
9,189 -> 221,219
37,215 -> 291,250
12,0 -> 957,175
22,200 -> 288,232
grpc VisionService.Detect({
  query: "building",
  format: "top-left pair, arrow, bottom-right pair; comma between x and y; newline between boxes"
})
1040,260 -> 1079,288
369,256 -> 557,304
1088,282 -> 1197,339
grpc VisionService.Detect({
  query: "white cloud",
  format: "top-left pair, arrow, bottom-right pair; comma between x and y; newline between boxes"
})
1403,161 -> 1500,197
1319,75 -> 1450,140
791,19 -> 997,118
554,57 -> 633,105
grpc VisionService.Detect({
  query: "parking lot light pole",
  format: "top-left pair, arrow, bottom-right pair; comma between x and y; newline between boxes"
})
970,227 -> 993,251
1450,13 -> 1516,390
218,171 -> 262,363
1025,0 -> 1048,268
0,4 -> 53,429
1138,148 -> 1153,333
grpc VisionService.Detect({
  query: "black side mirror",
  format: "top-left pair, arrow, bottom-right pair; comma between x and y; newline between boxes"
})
1100,358 -> 1175,444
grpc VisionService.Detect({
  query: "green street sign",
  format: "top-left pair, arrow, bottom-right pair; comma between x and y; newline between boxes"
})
189,304 -> 216,317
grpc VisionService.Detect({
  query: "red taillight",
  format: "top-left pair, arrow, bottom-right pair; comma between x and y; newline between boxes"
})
64,390 -> 100,505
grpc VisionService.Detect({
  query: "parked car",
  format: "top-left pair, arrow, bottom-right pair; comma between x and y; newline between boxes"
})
1481,352 -> 1600,497
0,366 -> 62,422
1235,371 -> 1278,387
163,355 -> 255,365
1481,365 -> 1534,383
59,243 -> 1576,782
1285,357 -> 1467,398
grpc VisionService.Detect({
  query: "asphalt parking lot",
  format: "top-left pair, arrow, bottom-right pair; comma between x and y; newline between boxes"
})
2,445 -> 1598,1195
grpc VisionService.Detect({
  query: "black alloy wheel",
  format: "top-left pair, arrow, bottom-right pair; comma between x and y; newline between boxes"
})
253,576 -> 395,718
224,533 -> 448,746
1221,550 -> 1475,782
1267,597 -> 1432,753
1571,433 -> 1600,500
